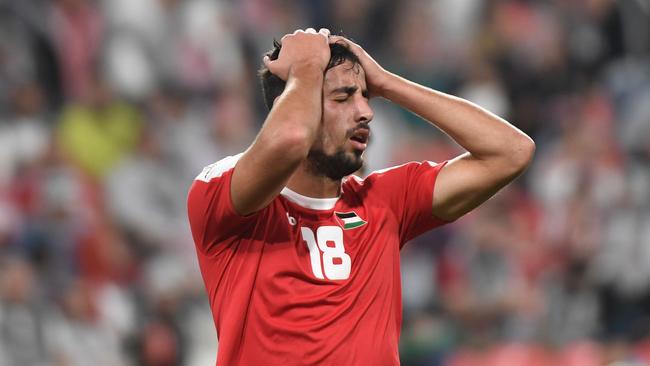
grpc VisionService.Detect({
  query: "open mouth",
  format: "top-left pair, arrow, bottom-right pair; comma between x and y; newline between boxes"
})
349,128 -> 370,149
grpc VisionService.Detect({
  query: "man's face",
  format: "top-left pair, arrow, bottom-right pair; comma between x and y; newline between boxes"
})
307,61 -> 374,180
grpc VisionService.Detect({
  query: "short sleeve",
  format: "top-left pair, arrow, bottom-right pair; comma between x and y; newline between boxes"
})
399,161 -> 450,243
366,160 -> 450,245
187,154 -> 257,254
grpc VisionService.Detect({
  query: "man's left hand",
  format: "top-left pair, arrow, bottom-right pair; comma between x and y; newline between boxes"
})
329,36 -> 390,98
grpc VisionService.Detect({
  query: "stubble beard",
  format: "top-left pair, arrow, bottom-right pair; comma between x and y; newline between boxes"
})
306,148 -> 363,181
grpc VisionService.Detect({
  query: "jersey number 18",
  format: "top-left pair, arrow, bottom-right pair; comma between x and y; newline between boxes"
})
301,226 -> 351,280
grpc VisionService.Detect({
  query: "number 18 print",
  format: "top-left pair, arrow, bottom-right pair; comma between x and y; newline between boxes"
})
300,226 -> 351,280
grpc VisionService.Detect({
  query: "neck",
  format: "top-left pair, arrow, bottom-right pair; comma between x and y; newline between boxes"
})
286,162 -> 342,198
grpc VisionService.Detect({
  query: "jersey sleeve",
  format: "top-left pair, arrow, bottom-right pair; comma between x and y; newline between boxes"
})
186,154 -> 258,254
367,160 -> 451,245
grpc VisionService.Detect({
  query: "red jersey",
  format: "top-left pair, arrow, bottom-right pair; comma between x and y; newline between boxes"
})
187,154 -> 448,366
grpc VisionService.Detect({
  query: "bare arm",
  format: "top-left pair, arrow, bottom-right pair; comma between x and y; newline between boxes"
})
381,75 -> 535,221
331,37 -> 535,221
231,29 -> 330,216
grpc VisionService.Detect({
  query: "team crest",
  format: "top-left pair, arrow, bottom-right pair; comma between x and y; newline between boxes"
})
335,211 -> 367,230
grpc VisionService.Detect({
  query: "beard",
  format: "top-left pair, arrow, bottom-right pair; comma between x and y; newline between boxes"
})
306,147 -> 363,181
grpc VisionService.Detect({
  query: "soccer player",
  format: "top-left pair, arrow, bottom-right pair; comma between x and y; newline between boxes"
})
187,28 -> 535,365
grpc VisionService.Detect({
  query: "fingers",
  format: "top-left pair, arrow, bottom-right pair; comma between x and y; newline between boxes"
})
328,35 -> 344,43
329,35 -> 353,46
263,55 -> 278,75
328,35 -> 364,56
266,27 -> 332,79
285,28 -> 329,37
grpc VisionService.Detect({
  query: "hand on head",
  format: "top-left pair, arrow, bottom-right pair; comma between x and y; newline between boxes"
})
327,35 -> 388,98
263,28 -> 332,81
263,29 -> 390,97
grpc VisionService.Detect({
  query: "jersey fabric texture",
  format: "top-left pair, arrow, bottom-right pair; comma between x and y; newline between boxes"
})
187,153 -> 449,366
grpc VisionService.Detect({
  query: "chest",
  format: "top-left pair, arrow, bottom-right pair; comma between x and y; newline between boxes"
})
254,203 -> 401,291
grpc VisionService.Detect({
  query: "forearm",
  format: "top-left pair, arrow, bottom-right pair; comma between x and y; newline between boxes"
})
332,34 -> 534,220
381,73 -> 533,165
229,28 -> 332,216
257,62 -> 324,158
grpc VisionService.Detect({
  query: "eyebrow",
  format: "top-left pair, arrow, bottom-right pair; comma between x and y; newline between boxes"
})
330,86 -> 369,98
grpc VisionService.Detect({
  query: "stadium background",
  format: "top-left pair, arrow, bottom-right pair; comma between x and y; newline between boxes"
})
1,0 -> 650,365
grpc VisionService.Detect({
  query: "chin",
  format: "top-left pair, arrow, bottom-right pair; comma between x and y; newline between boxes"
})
307,148 -> 364,180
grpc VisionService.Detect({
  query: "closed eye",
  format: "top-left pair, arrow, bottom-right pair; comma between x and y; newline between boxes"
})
330,86 -> 357,101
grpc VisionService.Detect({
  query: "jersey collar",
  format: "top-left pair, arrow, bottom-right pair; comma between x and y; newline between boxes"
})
280,187 -> 340,210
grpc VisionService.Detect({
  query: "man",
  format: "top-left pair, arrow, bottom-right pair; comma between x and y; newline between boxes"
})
187,28 -> 534,365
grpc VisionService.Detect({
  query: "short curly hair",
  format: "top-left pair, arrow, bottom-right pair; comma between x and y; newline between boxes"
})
258,39 -> 361,111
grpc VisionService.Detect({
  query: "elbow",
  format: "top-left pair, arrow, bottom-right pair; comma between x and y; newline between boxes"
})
508,134 -> 536,176
286,127 -> 315,156
268,127 -> 314,160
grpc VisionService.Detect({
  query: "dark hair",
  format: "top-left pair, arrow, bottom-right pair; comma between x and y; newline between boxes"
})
258,39 -> 361,110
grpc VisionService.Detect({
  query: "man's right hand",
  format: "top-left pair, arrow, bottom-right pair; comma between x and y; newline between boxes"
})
263,28 -> 331,81
230,28 -> 330,216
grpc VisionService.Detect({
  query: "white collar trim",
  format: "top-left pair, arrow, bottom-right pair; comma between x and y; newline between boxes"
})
280,187 -> 339,210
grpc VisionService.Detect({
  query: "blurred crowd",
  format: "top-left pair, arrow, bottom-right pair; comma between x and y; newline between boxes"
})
1,0 -> 649,365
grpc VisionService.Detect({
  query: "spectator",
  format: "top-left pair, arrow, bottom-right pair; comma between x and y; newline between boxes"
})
56,73 -> 142,180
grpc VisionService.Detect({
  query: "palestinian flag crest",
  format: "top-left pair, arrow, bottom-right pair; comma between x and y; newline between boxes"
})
335,211 -> 367,230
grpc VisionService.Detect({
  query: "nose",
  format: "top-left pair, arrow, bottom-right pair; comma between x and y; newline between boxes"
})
355,96 -> 374,123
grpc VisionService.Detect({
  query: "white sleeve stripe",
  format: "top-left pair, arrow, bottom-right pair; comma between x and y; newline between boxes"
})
367,161 -> 438,177
368,162 -> 412,176
194,153 -> 244,182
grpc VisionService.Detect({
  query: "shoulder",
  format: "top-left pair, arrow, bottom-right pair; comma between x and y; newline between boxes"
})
346,161 -> 440,185
342,161 -> 445,198
194,153 -> 244,183
188,153 -> 244,215
341,162 -> 414,197
365,161 -> 422,180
